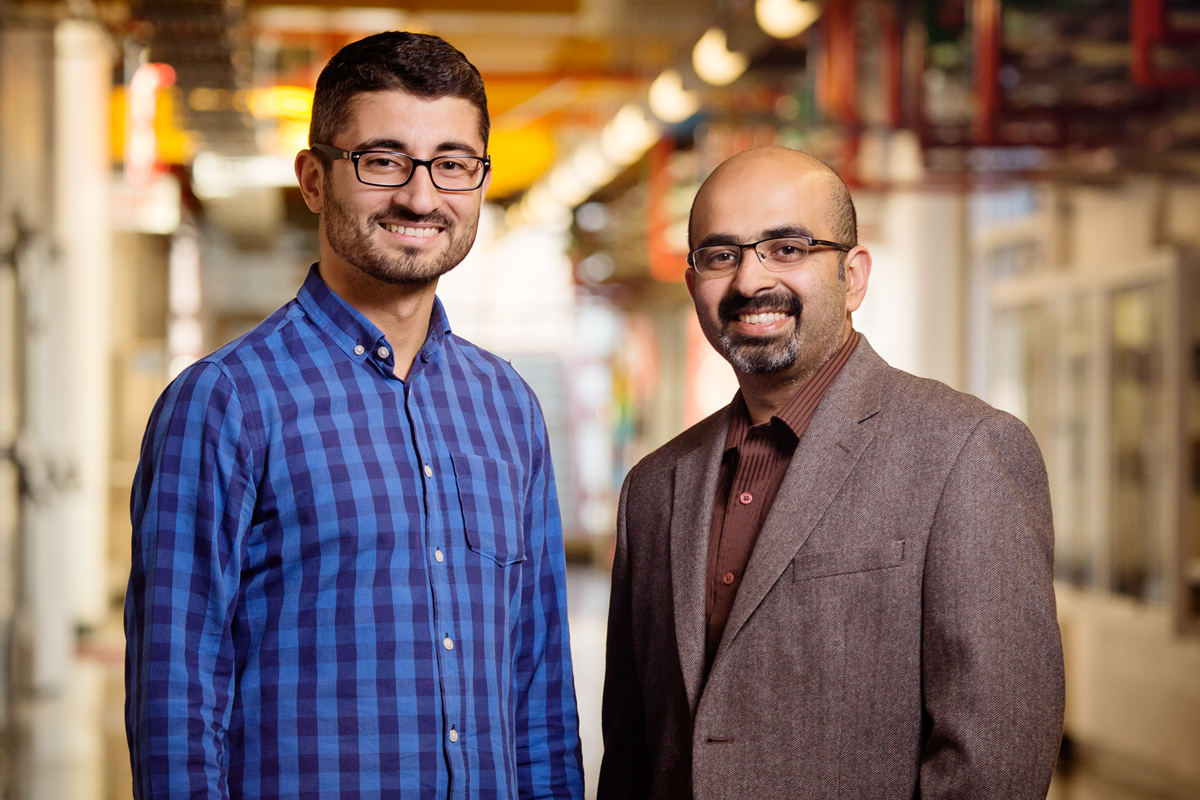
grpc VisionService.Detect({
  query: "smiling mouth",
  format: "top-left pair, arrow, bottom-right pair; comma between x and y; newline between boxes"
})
738,311 -> 790,325
380,222 -> 442,238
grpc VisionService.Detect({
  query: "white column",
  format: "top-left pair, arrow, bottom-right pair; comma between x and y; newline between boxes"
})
53,19 -> 112,629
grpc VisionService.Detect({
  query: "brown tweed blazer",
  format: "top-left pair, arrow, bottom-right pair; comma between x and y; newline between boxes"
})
598,335 -> 1064,800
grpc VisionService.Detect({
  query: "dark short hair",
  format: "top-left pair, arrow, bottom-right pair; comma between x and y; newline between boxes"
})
824,169 -> 857,249
309,31 -> 489,154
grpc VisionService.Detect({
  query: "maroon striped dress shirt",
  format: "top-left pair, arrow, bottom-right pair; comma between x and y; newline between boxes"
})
704,329 -> 860,669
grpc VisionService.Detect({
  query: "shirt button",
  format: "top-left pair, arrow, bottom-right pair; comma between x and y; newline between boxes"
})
722,571 -> 735,585
354,345 -> 365,356
443,637 -> 454,651
435,549 -> 444,563
449,728 -> 459,743
377,346 -> 390,359
424,464 -> 433,477
739,492 -> 753,505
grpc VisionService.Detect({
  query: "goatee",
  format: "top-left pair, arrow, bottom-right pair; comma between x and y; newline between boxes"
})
717,290 -> 804,375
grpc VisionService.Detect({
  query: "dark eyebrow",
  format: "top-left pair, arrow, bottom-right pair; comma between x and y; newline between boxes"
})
694,232 -> 742,249
693,224 -> 816,250
762,224 -> 816,240
354,137 -> 484,157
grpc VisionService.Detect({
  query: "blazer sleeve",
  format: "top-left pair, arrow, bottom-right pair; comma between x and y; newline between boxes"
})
597,469 -> 654,800
918,412 -> 1065,799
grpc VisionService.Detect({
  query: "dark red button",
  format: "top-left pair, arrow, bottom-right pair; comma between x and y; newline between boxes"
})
722,572 -> 735,585
738,492 -> 753,505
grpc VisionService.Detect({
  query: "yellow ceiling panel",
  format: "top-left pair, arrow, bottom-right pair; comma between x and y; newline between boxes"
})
486,121 -> 556,199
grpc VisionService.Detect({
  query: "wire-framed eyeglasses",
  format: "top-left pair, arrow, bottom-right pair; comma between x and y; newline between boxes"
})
687,236 -> 851,277
312,144 -> 491,192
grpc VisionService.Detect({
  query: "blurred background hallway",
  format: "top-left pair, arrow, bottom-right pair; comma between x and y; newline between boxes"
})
2,0 -> 1200,797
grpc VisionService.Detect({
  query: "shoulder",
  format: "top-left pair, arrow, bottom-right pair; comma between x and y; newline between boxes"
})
197,301 -> 303,381
149,303 -> 302,440
860,361 -> 1045,485
887,369 -> 1033,444
624,407 -> 727,493
442,333 -> 544,413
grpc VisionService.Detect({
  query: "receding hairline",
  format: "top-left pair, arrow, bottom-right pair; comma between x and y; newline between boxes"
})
688,146 -> 858,249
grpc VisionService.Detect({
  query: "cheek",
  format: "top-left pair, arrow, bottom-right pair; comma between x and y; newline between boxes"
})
693,283 -> 727,322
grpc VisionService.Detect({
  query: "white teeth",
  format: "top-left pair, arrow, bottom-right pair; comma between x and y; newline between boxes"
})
739,312 -> 788,325
383,223 -> 439,238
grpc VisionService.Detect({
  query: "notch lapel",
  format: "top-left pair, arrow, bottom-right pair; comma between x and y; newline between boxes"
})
670,409 -> 731,712
712,339 -> 887,669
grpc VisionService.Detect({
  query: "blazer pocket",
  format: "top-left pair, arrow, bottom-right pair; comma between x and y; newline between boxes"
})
792,540 -> 905,581
451,453 -> 526,566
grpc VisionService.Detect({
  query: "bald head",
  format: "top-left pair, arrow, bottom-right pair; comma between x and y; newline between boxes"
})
688,146 -> 857,253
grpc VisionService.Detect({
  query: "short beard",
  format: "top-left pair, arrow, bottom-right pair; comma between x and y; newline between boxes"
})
717,290 -> 804,375
321,174 -> 480,289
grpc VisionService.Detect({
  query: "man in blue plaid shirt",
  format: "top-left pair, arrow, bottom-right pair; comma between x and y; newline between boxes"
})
126,32 -> 584,799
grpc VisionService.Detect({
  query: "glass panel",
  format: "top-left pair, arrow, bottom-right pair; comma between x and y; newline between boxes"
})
1056,299 -> 1094,587
991,304 -> 1054,444
1109,284 -> 1165,602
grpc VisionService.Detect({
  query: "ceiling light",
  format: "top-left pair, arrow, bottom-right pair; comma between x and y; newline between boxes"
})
755,0 -> 821,39
648,69 -> 701,123
692,27 -> 748,87
570,141 -> 620,187
600,104 -> 661,165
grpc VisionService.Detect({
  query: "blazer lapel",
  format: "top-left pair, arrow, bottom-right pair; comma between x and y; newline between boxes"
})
670,408 -> 732,712
712,338 -> 887,667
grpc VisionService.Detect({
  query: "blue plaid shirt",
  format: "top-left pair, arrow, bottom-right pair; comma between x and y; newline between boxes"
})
126,266 -> 584,799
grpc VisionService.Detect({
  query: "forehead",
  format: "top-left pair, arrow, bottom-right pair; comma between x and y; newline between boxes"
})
692,162 -> 835,240
338,90 -> 485,153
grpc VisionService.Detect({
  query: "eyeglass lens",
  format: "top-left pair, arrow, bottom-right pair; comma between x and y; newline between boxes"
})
356,152 -> 486,190
693,238 -> 812,273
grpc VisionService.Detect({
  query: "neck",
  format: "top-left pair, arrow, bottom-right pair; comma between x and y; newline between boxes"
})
737,321 -> 852,426
317,261 -> 438,380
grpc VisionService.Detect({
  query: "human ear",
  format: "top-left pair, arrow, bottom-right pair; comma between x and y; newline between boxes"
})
294,150 -> 326,214
843,245 -> 872,313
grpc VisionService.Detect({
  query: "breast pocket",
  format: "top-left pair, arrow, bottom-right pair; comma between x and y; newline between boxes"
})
451,453 -> 526,566
792,540 -> 905,581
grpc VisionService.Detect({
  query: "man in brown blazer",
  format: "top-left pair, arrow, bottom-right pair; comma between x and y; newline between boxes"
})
598,146 -> 1064,799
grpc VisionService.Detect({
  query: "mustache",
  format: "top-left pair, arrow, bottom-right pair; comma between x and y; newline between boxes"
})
370,206 -> 455,228
718,290 -> 802,323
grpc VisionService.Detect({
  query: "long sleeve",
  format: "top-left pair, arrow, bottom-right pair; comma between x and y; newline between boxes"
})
512,401 -> 585,800
125,363 -> 257,800
596,470 -> 653,800
918,413 -> 1065,798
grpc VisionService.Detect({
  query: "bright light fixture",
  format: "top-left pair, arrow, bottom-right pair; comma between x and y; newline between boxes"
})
648,69 -> 701,123
692,27 -> 748,87
755,0 -> 821,39
600,104 -> 662,165
571,141 -> 620,187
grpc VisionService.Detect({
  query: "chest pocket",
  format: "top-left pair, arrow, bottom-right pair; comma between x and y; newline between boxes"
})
792,540 -> 905,581
451,453 -> 526,566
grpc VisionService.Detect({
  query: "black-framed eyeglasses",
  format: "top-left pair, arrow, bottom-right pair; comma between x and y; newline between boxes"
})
687,236 -> 851,276
312,144 -> 491,192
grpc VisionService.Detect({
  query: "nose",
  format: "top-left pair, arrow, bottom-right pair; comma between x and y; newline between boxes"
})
729,245 -> 776,296
392,163 -> 441,215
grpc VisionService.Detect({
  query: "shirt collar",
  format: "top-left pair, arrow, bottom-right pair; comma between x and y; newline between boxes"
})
296,263 -> 452,370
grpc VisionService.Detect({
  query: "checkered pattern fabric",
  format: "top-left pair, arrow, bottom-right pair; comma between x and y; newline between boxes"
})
125,266 -> 583,799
